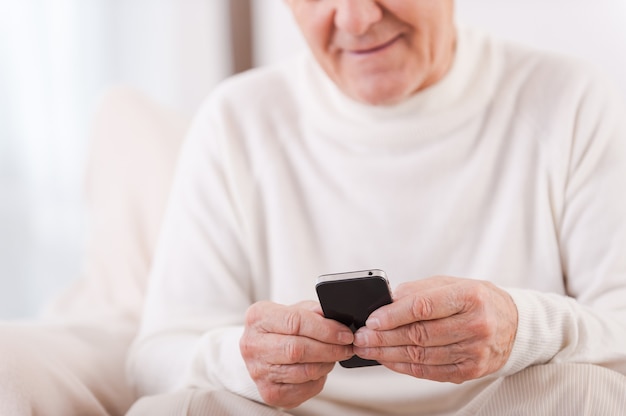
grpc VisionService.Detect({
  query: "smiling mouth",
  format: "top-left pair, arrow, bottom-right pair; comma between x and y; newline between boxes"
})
348,35 -> 401,55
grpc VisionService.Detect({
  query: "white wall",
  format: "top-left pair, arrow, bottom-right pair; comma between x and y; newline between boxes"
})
0,0 -> 232,318
107,0 -> 232,115
455,0 -> 626,97
251,0 -> 304,66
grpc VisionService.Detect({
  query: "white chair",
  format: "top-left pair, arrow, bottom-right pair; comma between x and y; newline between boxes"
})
0,87 -> 189,415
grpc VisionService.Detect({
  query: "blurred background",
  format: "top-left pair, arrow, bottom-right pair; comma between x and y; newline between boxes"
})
1,0 -> 625,319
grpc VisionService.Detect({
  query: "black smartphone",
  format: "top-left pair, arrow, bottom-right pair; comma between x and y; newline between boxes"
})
315,269 -> 393,368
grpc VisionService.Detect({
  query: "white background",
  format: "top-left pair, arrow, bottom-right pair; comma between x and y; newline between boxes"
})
1,0 -> 625,318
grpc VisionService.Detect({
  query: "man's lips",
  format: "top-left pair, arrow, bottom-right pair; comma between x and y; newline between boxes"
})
346,35 -> 401,55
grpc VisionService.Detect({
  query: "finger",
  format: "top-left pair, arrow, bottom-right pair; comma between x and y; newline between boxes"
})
258,377 -> 327,409
247,302 -> 354,345
366,283 -> 468,330
296,300 -> 321,311
353,342 -> 474,366
249,333 -> 354,365
263,362 -> 335,385
393,276 -> 460,299
380,360 -> 486,384
355,313 -> 480,348
296,300 -> 324,316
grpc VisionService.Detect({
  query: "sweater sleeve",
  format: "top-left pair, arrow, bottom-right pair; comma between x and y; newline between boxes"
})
126,93 -> 263,402
499,70 -> 626,376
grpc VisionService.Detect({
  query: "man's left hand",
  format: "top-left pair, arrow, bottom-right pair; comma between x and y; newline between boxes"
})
352,276 -> 518,383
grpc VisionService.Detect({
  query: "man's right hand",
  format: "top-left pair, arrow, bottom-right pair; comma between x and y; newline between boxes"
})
240,300 -> 354,409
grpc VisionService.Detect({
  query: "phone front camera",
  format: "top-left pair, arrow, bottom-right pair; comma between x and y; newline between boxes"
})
368,271 -> 373,276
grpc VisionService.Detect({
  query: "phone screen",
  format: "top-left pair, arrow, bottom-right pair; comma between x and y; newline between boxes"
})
316,270 -> 392,368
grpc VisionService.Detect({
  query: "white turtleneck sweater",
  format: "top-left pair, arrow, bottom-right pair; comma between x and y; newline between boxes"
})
128,27 -> 626,415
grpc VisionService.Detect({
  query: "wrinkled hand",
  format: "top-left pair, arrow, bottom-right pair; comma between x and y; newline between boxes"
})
240,301 -> 354,409
352,276 -> 518,383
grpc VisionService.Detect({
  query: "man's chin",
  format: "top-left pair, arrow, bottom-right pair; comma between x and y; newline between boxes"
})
345,83 -> 412,107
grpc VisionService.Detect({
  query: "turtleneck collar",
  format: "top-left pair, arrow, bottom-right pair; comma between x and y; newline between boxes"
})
297,26 -> 500,151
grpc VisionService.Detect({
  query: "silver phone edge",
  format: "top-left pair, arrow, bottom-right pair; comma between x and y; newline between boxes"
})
316,269 -> 388,285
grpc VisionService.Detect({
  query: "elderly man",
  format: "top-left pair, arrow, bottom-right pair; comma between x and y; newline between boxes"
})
127,1 -> 626,415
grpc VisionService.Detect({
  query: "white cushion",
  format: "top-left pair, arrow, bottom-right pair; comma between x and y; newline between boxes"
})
45,86 -> 189,323
0,87 -> 189,416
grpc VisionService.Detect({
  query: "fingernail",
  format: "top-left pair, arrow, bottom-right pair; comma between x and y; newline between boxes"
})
339,331 -> 354,344
353,331 -> 367,347
366,317 -> 380,330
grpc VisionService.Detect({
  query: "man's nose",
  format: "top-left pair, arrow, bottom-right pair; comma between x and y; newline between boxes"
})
334,0 -> 383,36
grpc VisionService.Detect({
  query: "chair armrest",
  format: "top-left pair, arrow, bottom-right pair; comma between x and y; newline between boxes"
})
0,321 -> 135,415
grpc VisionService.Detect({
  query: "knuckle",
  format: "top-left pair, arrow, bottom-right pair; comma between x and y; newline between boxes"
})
474,346 -> 491,363
284,339 -> 306,363
302,362 -> 332,381
458,360 -> 484,381
464,366 -> 482,381
409,363 -> 428,379
450,375 -> 465,384
459,343 -> 487,364
300,363 -> 315,381
448,363 -> 469,384
484,314 -> 499,335
265,362 -> 325,384
266,363 -> 289,383
284,310 -> 303,335
473,354 -> 493,376
469,318 -> 491,338
405,345 -> 427,363
245,358 -> 274,382
245,301 -> 270,326
471,283 -> 492,307
411,296 -> 435,320
472,315 -> 498,340
407,322 -> 429,346
366,330 -> 385,347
